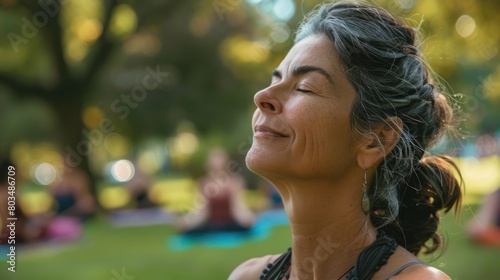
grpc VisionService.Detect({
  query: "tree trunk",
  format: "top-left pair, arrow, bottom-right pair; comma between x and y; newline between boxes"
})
51,88 -> 98,203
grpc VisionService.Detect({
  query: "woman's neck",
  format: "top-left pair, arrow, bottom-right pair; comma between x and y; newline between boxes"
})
275,178 -> 377,280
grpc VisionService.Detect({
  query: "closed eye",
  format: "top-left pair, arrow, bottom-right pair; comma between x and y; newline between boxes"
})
297,88 -> 313,93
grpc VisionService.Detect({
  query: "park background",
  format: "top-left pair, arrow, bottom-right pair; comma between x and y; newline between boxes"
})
0,0 -> 500,279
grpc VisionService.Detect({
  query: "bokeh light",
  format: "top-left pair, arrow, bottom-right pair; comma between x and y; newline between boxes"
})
98,187 -> 131,209
20,192 -> 53,216
104,133 -> 130,158
110,159 -> 135,182
137,149 -> 165,175
82,106 -> 104,129
272,0 -> 295,21
168,132 -> 200,168
30,162 -> 58,185
176,132 -> 199,155
148,178 -> 196,212
456,15 -> 476,38
61,0 -> 103,64
220,35 -> 270,64
77,18 -> 102,43
66,39 -> 88,63
396,0 -> 417,10
33,163 -> 57,185
110,4 -> 137,38
270,22 -> 291,43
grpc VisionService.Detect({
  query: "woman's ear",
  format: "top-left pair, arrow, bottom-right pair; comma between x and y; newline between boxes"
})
357,117 -> 403,170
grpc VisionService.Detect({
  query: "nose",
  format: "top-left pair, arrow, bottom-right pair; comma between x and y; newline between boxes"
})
254,86 -> 282,114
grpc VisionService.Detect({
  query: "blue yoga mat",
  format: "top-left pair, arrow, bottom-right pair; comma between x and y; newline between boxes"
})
0,245 -> 9,260
167,209 -> 288,251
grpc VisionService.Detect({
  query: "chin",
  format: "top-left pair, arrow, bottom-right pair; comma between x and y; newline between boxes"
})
246,144 -> 285,179
245,145 -> 263,174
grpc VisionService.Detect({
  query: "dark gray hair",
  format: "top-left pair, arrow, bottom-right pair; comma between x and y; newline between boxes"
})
295,1 -> 462,255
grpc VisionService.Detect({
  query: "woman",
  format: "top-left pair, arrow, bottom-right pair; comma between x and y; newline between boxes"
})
49,163 -> 96,221
229,1 -> 462,280
180,148 -> 255,235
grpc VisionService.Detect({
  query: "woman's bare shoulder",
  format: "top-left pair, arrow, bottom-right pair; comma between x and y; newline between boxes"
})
228,254 -> 280,280
382,247 -> 450,280
390,264 -> 450,280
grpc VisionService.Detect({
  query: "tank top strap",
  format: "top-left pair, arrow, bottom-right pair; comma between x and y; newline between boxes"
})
383,261 -> 426,280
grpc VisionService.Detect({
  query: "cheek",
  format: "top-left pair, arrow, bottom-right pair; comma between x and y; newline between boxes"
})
289,99 -> 355,168
289,97 -> 339,142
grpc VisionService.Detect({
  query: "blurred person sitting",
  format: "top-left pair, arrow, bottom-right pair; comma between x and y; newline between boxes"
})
41,162 -> 99,241
466,188 -> 500,246
179,148 -> 255,235
48,162 -> 96,221
125,165 -> 156,209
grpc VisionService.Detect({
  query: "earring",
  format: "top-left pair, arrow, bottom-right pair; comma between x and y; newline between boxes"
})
362,170 -> 370,215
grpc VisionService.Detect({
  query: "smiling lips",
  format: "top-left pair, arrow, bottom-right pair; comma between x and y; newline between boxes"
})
254,125 -> 289,138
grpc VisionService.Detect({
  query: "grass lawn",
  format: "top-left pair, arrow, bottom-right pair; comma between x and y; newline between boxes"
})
0,202 -> 499,280
423,203 -> 500,280
0,215 -> 291,280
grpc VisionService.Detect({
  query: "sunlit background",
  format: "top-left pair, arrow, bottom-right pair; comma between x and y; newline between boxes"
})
0,0 -> 499,279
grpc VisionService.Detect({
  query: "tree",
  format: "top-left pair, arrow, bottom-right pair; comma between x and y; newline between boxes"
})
0,0 -> 195,198
0,0 -> 287,200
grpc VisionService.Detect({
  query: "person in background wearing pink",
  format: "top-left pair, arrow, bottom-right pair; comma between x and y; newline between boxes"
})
179,148 -> 255,235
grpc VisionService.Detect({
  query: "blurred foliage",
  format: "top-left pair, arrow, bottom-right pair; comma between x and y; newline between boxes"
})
0,0 -> 499,184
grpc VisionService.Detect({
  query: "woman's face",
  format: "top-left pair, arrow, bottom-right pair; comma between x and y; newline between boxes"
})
246,35 -> 360,182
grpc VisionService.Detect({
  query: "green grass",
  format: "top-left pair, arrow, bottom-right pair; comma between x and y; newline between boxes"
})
1,204 -> 499,280
423,203 -> 500,280
0,216 -> 292,280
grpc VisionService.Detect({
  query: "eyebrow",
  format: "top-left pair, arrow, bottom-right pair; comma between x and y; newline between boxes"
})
272,65 -> 334,85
